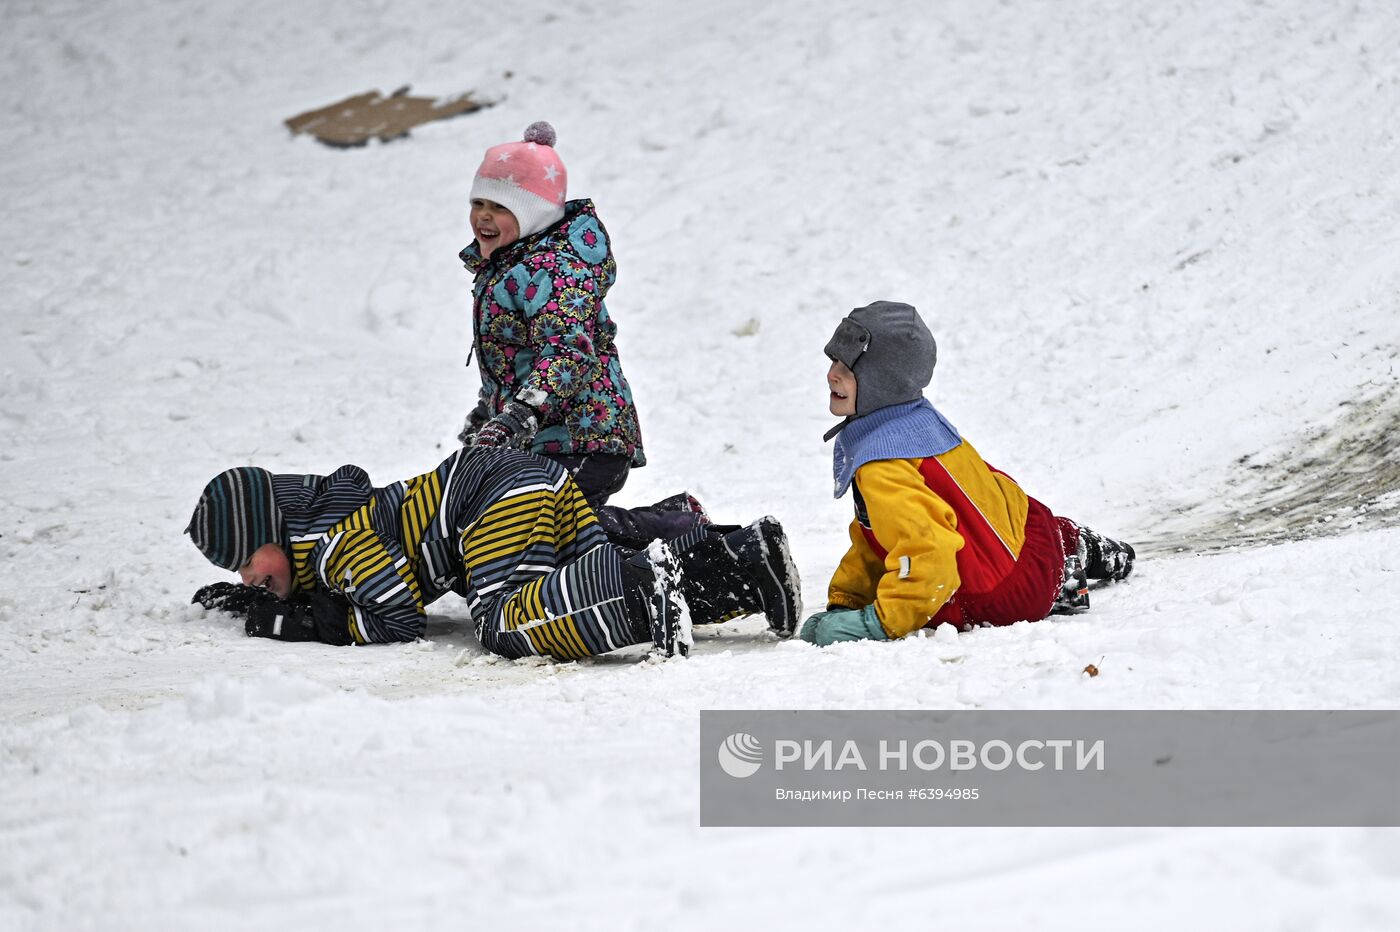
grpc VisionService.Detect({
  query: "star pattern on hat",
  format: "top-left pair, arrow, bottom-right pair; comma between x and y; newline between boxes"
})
474,134 -> 567,211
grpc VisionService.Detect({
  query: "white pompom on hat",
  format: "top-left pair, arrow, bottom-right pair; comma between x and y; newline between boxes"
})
470,121 -> 568,241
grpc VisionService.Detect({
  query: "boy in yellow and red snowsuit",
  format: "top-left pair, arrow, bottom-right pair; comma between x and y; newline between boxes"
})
800,301 -> 1135,646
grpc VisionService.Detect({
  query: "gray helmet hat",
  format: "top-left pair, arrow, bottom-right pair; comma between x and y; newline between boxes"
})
824,301 -> 936,434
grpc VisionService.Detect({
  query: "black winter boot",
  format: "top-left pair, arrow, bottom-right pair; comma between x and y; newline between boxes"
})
1050,538 -> 1091,615
648,491 -> 710,525
1080,527 -> 1136,582
594,492 -> 709,550
716,517 -> 802,636
671,530 -> 765,626
621,541 -> 692,657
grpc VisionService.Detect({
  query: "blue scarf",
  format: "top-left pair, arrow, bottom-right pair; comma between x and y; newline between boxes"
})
831,399 -> 962,498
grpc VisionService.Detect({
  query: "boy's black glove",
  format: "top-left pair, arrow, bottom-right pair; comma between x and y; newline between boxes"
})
192,582 -> 280,617
456,399 -> 491,445
469,399 -> 539,449
244,590 -> 355,646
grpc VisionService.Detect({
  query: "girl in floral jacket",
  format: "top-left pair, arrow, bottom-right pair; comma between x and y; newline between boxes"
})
458,122 -> 700,548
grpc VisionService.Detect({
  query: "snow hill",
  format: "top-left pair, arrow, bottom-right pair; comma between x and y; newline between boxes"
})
3,0 -> 1399,928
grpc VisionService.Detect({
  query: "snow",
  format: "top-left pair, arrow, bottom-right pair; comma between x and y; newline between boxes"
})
4,0 -> 1400,928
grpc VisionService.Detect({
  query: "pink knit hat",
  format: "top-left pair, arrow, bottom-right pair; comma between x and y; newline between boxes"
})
470,121 -> 568,240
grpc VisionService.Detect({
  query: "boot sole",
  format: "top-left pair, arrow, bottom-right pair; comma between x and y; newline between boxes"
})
644,540 -> 693,658
752,517 -> 802,637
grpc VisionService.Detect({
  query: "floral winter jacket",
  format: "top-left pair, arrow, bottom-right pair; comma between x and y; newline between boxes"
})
460,199 -> 646,466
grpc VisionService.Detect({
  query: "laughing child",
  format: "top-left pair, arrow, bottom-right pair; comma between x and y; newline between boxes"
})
457,121 -> 699,549
800,301 -> 1134,646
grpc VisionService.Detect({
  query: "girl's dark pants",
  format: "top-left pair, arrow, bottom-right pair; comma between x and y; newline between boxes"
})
547,453 -> 702,550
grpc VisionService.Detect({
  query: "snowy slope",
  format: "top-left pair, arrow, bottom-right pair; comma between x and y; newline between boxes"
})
3,0 -> 1400,929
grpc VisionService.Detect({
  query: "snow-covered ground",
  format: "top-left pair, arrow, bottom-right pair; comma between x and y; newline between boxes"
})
4,0 -> 1400,928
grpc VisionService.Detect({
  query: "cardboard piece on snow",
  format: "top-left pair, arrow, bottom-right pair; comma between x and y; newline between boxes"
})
284,87 -> 492,147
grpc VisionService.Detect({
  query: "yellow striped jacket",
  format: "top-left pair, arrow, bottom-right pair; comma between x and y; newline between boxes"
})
272,449 -> 603,643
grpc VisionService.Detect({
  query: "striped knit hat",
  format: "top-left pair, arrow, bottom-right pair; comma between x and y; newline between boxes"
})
185,467 -> 284,571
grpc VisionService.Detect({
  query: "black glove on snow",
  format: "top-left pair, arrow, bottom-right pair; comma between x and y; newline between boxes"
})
244,590 -> 354,646
192,582 -> 281,617
456,400 -> 491,445
469,399 -> 540,449
307,590 -> 354,646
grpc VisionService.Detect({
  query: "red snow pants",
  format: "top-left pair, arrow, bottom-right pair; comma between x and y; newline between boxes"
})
930,497 -> 1079,629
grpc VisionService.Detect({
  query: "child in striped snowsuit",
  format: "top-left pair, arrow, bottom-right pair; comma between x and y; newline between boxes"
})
799,301 -> 1134,647
186,447 -> 801,659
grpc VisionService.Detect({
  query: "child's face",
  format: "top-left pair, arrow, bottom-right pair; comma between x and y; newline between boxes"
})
470,198 -> 521,259
827,359 -> 858,416
239,542 -> 293,599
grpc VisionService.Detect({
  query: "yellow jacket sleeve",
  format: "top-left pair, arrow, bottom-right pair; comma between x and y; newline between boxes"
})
828,518 -> 886,612
856,458 -> 965,639
313,528 -> 427,644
